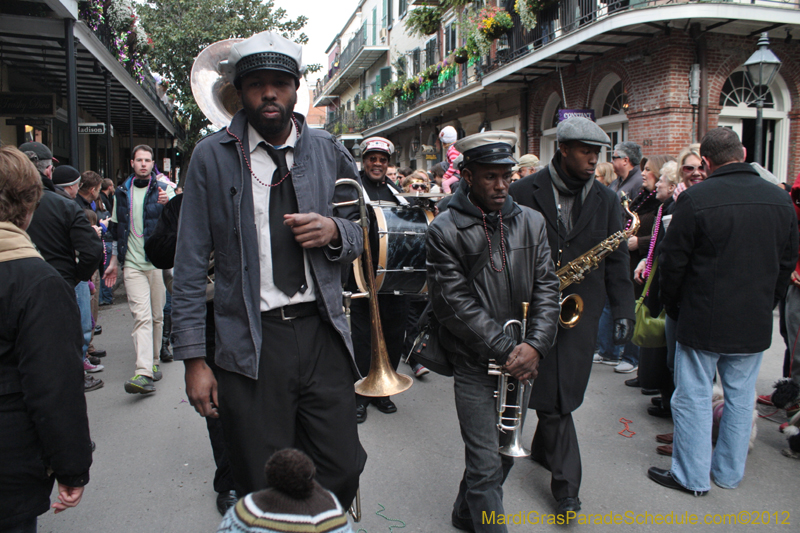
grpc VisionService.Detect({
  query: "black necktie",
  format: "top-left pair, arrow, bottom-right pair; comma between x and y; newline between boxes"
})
264,145 -> 307,297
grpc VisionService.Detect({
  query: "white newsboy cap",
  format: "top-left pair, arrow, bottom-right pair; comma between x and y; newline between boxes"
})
226,31 -> 306,88
360,137 -> 394,156
455,131 -> 518,170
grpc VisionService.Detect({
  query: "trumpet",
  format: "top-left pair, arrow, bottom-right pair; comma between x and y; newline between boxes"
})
488,302 -> 533,457
556,195 -> 640,328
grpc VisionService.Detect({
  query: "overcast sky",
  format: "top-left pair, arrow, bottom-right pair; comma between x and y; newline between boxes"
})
280,0 -> 358,84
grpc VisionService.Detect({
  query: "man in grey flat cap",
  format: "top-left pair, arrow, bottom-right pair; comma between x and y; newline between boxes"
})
509,117 -> 635,515
428,131 -> 560,532
172,31 -> 366,508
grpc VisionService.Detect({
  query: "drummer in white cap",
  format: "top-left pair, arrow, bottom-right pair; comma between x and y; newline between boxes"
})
348,136 -> 412,423
173,30 -> 366,510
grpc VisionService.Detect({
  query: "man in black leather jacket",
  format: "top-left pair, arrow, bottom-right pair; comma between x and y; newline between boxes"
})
427,132 -> 560,532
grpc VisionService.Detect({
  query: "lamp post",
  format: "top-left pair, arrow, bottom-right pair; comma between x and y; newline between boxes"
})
743,32 -> 781,167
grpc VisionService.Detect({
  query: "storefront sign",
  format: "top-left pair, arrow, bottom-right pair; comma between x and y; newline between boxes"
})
78,123 -> 106,135
0,93 -> 56,117
558,109 -> 596,122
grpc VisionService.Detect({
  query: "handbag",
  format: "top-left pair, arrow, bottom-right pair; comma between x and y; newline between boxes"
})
409,222 -> 498,376
632,257 -> 667,348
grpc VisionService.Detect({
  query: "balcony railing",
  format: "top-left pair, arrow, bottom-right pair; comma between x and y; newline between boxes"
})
91,23 -> 185,139
323,0 -> 799,133
492,0 -> 799,73
314,23 -> 387,102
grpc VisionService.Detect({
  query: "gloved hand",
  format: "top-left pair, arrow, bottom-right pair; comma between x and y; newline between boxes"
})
613,318 -> 634,345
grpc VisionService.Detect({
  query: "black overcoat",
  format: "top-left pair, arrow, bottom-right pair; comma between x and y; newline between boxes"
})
509,168 -> 635,413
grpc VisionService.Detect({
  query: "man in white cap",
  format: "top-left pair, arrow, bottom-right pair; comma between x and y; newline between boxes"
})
509,117 -> 635,515
172,31 -> 366,508
348,136 -> 410,423
512,154 -> 539,178
427,131 -> 560,532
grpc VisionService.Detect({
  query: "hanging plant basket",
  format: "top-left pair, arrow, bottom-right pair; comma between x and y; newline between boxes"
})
453,47 -> 469,64
477,6 -> 514,41
405,6 -> 443,37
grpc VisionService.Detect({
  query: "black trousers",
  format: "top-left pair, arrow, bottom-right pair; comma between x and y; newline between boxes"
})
351,295 -> 409,404
531,411 -> 582,501
204,302 -> 235,494
216,311 -> 366,508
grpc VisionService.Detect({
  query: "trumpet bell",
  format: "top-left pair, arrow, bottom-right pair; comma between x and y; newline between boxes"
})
559,293 -> 583,328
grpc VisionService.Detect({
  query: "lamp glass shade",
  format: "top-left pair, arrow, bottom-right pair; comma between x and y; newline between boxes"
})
743,34 -> 782,87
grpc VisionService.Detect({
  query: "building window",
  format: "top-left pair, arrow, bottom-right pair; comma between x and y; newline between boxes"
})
602,81 -> 628,117
412,49 -> 420,74
445,23 -> 456,54
399,0 -> 407,17
425,38 -> 437,68
719,71 -> 774,109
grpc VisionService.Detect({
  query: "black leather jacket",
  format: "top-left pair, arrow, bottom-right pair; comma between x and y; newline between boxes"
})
426,187 -> 560,366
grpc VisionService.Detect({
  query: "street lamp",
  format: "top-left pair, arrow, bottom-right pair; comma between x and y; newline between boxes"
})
743,32 -> 781,166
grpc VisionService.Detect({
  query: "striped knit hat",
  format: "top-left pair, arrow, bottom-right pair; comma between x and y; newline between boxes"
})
216,449 -> 352,533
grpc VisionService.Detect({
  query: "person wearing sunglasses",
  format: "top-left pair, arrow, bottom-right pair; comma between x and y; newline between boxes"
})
348,137 -> 411,424
672,144 -> 707,201
610,141 -> 644,200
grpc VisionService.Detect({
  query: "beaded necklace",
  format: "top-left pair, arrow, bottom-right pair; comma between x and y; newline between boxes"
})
642,203 -> 664,292
129,176 -> 151,238
472,196 -> 507,273
226,116 -> 301,188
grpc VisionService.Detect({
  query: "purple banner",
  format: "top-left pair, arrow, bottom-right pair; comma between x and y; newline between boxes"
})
558,109 -> 596,122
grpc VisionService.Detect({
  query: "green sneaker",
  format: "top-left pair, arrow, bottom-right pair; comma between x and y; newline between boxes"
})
152,364 -> 163,382
124,374 -> 155,394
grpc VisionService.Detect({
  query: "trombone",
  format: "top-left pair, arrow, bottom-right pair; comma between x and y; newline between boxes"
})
336,179 -> 413,523
334,178 -> 413,398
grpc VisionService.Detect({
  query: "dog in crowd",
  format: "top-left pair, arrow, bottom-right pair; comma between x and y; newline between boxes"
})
711,384 -> 758,453
768,379 -> 800,458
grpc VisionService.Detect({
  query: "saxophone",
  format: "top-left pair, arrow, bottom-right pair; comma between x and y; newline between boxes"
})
556,195 -> 640,328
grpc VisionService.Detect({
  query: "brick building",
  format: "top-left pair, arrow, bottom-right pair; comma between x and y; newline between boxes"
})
316,0 -> 800,182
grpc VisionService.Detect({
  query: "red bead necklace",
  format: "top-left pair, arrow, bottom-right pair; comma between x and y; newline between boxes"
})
473,199 -> 507,273
226,117 -> 301,188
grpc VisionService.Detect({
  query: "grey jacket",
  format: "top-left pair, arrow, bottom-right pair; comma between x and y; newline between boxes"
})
171,111 -> 363,379
610,166 -> 642,200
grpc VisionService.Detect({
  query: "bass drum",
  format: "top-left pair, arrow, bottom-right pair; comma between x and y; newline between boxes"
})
354,204 -> 434,295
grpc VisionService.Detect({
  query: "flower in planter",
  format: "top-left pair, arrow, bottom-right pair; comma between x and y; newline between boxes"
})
476,5 -> 514,41
515,0 -> 555,30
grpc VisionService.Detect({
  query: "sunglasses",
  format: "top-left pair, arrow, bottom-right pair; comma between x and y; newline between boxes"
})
682,165 -> 703,173
411,183 -> 427,191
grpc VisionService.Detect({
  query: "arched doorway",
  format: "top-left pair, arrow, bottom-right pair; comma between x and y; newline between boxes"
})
717,70 -> 791,179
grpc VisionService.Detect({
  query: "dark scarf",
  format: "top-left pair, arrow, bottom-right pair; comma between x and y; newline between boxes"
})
548,151 -> 595,224
630,186 -> 661,215
449,183 -> 517,231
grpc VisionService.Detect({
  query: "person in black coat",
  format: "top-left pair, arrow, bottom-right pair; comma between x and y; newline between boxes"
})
509,117 -> 635,515
0,146 -> 92,531
648,128 -> 797,495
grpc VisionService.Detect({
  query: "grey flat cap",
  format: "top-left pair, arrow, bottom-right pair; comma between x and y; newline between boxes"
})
360,137 -> 394,156
557,117 -> 610,147
455,131 -> 518,169
226,31 -> 306,88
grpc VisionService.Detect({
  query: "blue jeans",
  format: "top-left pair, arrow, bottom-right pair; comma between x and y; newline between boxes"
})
621,341 -> 639,366
100,242 -> 114,304
163,290 -> 172,316
74,281 -> 92,358
452,360 -> 513,532
595,299 -> 622,359
671,342 -> 763,491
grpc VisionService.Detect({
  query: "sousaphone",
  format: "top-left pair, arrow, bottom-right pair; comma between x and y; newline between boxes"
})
190,38 -> 310,130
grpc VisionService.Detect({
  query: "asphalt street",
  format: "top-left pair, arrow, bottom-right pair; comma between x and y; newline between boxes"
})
39,293 -> 797,533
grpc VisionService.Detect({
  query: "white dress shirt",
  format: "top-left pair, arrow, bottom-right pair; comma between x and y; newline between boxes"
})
248,121 -> 317,311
